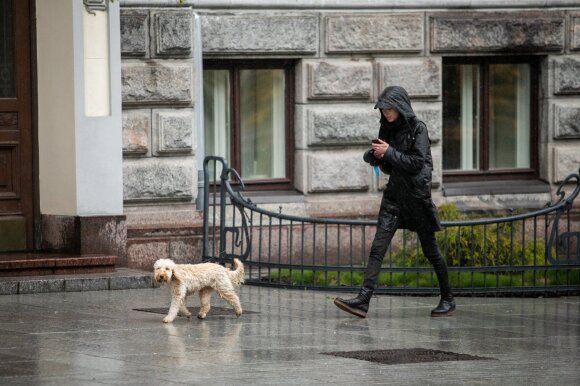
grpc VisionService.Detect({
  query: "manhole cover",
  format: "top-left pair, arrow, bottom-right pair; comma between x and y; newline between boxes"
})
133,307 -> 258,317
322,348 -> 495,365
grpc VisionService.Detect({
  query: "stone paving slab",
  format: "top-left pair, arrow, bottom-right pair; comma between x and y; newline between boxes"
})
0,286 -> 578,385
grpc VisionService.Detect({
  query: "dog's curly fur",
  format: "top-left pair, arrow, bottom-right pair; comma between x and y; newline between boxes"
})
153,258 -> 244,323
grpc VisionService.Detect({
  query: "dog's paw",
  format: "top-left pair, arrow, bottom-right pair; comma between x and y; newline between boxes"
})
162,317 -> 173,323
235,310 -> 242,317
197,313 -> 206,319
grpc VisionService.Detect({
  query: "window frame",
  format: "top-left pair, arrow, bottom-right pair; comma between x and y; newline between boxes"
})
442,56 -> 540,183
203,59 -> 295,191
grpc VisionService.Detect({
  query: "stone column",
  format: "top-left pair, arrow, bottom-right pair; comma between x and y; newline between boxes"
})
36,0 -> 126,263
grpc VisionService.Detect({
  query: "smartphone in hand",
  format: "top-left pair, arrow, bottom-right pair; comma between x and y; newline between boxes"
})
372,138 -> 381,144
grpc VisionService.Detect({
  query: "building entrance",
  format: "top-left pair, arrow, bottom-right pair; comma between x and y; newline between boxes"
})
0,0 -> 34,251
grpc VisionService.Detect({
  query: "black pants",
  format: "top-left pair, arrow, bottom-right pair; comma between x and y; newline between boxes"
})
362,212 -> 452,298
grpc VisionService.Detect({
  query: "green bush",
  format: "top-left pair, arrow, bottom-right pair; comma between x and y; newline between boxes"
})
435,203 -> 548,268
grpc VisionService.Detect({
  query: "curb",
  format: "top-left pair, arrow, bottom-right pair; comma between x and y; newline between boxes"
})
0,268 -> 158,295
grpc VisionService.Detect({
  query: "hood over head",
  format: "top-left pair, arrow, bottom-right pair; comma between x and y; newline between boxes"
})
375,86 -> 416,121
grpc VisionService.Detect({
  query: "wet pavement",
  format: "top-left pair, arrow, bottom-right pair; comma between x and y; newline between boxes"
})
0,285 -> 578,385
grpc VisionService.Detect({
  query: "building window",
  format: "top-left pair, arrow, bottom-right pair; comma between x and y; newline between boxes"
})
203,60 -> 294,190
442,57 -> 538,181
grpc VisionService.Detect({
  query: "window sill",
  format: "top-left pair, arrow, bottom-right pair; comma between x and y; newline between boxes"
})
442,179 -> 550,197
233,190 -> 305,205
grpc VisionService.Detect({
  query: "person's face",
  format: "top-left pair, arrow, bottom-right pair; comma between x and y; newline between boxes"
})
381,108 -> 399,123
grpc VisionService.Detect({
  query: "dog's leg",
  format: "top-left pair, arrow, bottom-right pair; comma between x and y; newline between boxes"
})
179,295 -> 192,318
198,287 -> 213,319
216,288 -> 243,317
163,287 -> 185,323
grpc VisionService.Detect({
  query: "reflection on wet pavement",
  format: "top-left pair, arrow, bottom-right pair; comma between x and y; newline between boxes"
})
0,287 -> 578,385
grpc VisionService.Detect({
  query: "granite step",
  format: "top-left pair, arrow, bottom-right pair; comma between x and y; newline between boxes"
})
0,252 -> 116,277
0,267 -> 157,295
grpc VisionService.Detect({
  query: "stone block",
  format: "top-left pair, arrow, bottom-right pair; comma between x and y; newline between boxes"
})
303,60 -> 373,101
41,215 -> 79,254
0,281 -> 18,295
294,150 -> 307,194
122,62 -> 193,106
65,278 -> 109,292
553,146 -> 580,183
79,216 -> 127,267
123,109 -> 150,156
152,109 -> 194,155
325,14 -> 423,53
295,104 -> 377,149
554,56 -> 580,95
430,12 -> 565,53
169,237 -> 203,264
120,9 -> 149,58
201,14 -> 318,55
413,102 -> 442,143
571,13 -> 580,51
151,9 -> 193,57
19,279 -> 65,294
308,151 -> 369,192
431,146 -> 442,188
553,101 -> 580,139
110,275 -> 153,290
377,58 -> 441,98
127,239 -> 169,271
123,158 -> 195,202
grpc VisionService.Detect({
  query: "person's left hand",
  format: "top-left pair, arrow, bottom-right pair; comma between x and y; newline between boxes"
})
372,139 -> 389,158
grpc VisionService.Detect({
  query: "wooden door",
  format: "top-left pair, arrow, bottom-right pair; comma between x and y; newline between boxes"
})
0,0 -> 33,251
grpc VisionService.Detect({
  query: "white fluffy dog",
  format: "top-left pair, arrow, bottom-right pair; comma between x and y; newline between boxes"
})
153,258 -> 244,323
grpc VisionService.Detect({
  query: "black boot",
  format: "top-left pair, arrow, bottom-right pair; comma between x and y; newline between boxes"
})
333,287 -> 373,318
431,296 -> 456,317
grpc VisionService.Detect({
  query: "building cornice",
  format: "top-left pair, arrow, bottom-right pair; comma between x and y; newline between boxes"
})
120,0 -> 580,10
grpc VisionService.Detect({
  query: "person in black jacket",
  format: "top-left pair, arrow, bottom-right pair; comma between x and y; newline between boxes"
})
333,86 -> 455,318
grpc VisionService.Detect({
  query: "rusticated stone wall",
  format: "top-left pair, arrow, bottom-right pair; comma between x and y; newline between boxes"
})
121,6 -> 580,207
120,4 -> 580,267
543,55 -> 580,184
120,8 -> 195,204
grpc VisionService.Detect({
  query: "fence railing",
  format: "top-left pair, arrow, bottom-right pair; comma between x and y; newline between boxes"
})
203,156 -> 580,295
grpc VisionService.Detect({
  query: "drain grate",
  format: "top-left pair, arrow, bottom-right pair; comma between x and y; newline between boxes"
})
322,348 -> 495,365
134,307 -> 258,317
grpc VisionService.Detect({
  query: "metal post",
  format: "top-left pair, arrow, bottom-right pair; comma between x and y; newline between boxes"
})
193,12 -> 205,210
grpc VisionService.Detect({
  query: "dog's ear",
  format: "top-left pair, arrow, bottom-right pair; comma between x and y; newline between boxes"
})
170,265 -> 183,284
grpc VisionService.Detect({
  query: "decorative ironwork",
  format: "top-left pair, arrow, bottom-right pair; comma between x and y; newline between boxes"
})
219,167 -> 253,262
546,167 -> 580,265
203,157 -> 580,295
84,0 -> 108,15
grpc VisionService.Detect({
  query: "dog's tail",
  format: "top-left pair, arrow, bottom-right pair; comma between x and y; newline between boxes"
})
228,258 -> 245,286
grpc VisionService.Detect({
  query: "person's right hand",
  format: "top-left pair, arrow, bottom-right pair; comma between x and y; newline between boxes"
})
372,139 -> 389,159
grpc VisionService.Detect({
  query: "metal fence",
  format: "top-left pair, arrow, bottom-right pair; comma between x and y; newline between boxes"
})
203,156 -> 580,296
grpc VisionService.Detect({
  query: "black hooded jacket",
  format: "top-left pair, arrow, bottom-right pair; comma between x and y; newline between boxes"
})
364,86 -> 441,233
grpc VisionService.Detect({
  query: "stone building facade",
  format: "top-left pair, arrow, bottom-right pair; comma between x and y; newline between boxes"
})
119,1 -> 580,270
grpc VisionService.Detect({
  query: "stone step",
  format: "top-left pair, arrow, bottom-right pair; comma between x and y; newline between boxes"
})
0,253 -> 116,277
0,267 -> 156,295
127,223 -> 203,238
